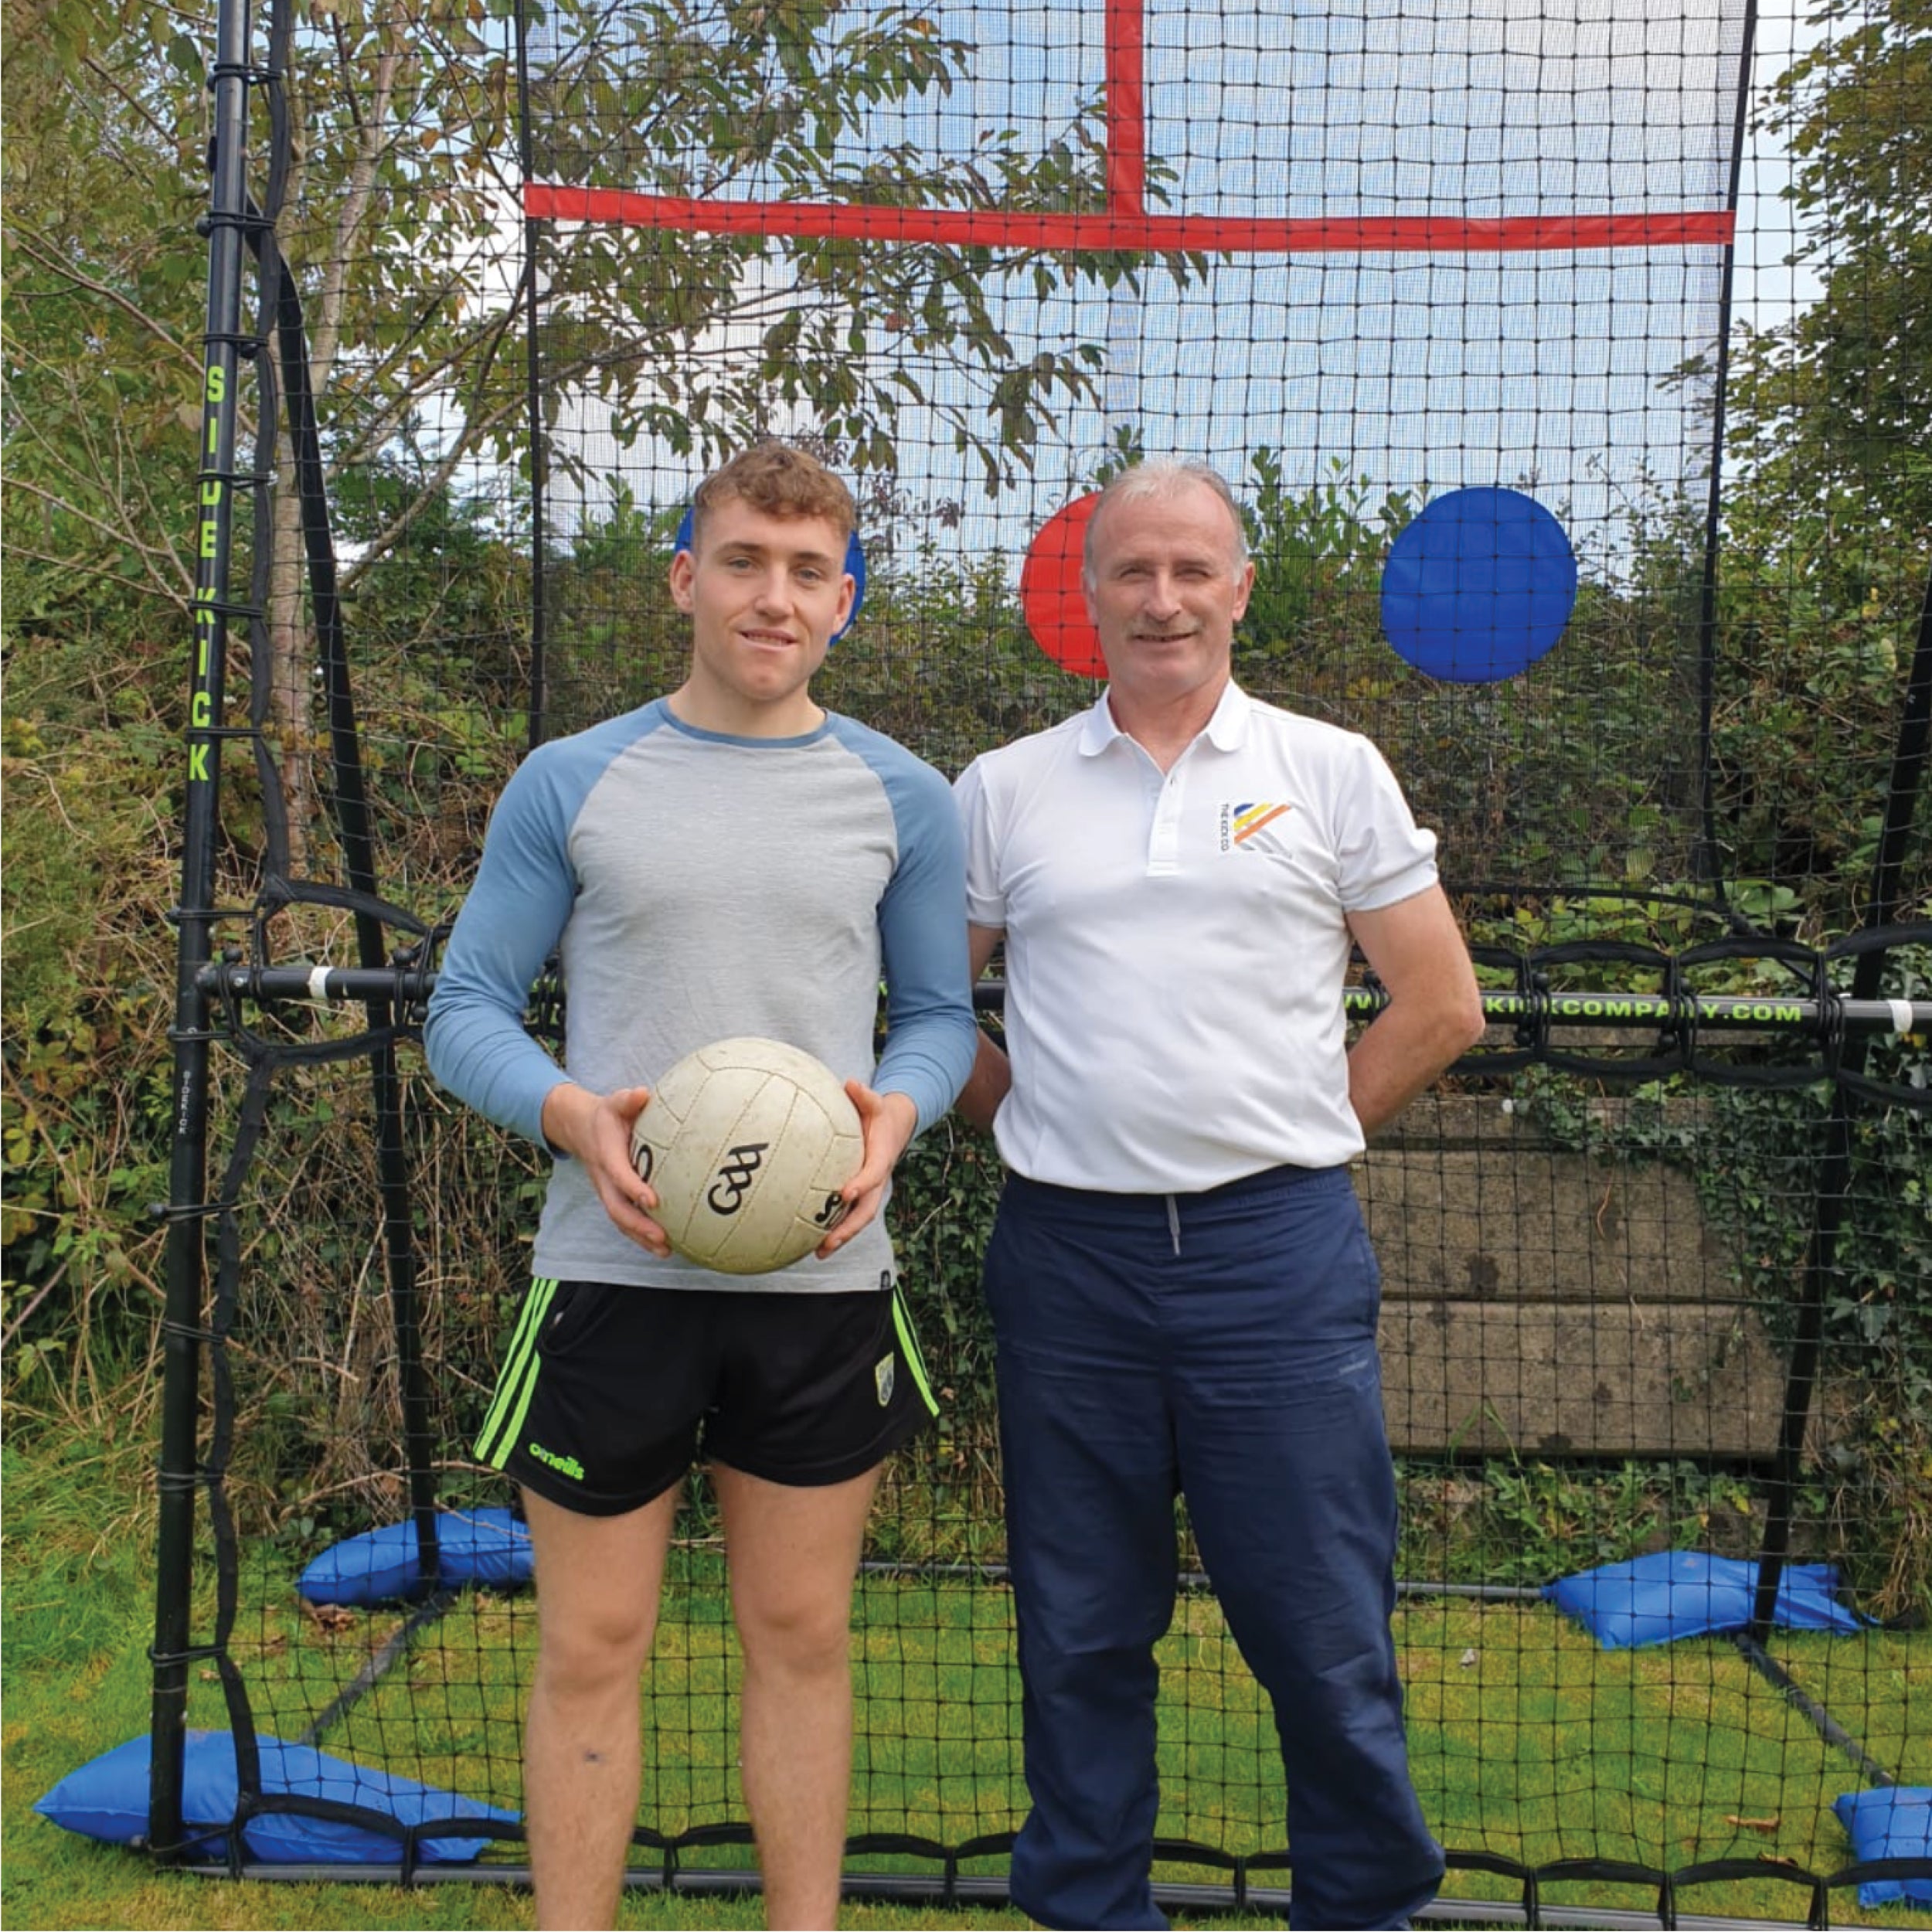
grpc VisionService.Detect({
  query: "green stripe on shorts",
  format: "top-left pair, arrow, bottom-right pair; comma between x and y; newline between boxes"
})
891,1284 -> 940,1418
474,1278 -> 557,1468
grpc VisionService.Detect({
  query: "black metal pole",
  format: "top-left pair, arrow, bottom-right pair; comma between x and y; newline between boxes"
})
1693,0 -> 1759,907
1857,565 -> 1932,935
197,964 -> 1932,1041
267,246 -> 444,1586
515,0 -> 549,752
151,0 -> 255,1857
1751,567 -> 1932,1636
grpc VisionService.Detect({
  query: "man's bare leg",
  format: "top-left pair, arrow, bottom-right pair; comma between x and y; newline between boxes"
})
713,1461 -> 882,1931
521,1483 -> 682,1931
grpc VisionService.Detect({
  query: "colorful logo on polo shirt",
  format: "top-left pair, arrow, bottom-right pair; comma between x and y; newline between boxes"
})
1219,800 -> 1294,853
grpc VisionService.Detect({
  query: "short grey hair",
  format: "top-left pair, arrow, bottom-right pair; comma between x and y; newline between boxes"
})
1083,460 -> 1250,581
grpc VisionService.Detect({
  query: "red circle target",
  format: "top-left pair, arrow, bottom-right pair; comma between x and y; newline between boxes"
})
1020,492 -> 1104,676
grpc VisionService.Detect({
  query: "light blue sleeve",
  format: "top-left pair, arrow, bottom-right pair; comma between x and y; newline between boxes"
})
836,723 -> 979,1135
421,743 -> 592,1145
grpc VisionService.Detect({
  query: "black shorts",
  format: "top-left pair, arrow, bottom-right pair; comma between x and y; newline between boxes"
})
472,1274 -> 938,1516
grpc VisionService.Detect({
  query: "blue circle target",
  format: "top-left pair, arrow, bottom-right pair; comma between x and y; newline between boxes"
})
1379,486 -> 1577,683
675,505 -> 866,642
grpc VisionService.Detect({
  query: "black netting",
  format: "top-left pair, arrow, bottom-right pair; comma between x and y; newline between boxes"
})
147,0 -> 1930,1920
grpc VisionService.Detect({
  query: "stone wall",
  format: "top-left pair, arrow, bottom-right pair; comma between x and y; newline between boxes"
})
1358,1095 -> 1788,1458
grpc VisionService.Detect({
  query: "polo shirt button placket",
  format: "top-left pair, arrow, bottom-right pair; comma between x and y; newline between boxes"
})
1148,765 -> 1185,876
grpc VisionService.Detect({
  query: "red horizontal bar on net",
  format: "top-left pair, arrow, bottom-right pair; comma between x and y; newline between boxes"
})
522,185 -> 1736,254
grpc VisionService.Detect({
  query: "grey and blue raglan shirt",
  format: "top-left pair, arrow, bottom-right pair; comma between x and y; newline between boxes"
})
423,699 -> 978,1294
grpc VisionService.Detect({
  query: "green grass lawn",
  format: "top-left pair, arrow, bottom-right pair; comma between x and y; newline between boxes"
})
6,1435 -> 1928,1931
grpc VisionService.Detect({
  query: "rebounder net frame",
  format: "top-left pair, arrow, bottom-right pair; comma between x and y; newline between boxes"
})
132,0 -> 1931,1921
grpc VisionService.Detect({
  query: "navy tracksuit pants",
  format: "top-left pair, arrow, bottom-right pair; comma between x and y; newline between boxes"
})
985,1165 -> 1444,1932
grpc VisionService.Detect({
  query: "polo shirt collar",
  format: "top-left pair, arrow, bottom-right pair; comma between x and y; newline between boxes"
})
1079,679 -> 1254,757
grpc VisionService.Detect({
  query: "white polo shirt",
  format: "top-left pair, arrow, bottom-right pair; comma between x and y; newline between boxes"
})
955,682 -> 1439,1191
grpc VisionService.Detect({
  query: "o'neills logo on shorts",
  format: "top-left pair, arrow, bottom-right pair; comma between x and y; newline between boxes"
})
529,1441 -> 586,1481
875,1354 -> 896,1407
1219,800 -> 1294,853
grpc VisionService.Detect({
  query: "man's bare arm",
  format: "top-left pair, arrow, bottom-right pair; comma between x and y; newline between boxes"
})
957,923 -> 1011,1132
1345,886 -> 1486,1137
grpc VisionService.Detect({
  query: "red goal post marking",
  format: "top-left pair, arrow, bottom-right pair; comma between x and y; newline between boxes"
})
520,189 -> 1736,254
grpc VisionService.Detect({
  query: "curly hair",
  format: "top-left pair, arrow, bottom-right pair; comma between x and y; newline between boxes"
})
689,442 -> 855,550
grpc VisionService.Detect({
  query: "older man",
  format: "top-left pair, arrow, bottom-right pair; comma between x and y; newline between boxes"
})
955,461 -> 1484,1930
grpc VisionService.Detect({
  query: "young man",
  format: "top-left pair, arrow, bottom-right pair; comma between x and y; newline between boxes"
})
425,443 -> 978,1930
954,461 -> 1486,1930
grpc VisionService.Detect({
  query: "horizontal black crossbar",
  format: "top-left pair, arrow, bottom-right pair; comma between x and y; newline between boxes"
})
199,963 -> 1932,1037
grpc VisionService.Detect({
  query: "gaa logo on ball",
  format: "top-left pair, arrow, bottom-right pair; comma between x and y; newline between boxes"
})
630,1037 -> 865,1274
